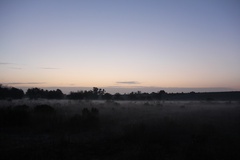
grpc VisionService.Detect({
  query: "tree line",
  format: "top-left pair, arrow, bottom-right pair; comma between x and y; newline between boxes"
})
0,84 -> 24,99
0,84 -> 63,100
0,84 -> 240,101
0,85 -> 165,100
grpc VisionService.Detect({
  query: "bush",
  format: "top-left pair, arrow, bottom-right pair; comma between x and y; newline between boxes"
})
0,105 -> 31,127
91,107 -> 99,115
82,108 -> 100,128
34,105 -> 56,114
82,108 -> 90,117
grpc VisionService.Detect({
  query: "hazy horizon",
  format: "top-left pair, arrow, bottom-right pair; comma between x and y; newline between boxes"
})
8,86 -> 236,95
1,0 -> 240,90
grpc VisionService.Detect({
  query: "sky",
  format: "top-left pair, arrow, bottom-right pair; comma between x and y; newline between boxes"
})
1,0 -> 240,93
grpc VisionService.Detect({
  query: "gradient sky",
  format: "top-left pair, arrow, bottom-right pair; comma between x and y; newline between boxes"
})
1,0 -> 240,92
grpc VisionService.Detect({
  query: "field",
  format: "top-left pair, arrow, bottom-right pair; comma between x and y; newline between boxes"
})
1,100 -> 240,160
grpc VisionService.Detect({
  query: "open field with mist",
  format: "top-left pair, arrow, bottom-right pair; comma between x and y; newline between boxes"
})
1,100 -> 240,160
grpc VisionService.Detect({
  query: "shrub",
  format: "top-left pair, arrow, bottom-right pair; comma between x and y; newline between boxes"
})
82,107 -> 99,119
0,105 -> 31,127
68,114 -> 83,130
82,108 -> 90,117
91,107 -> 99,115
34,105 -> 56,114
81,107 -> 100,129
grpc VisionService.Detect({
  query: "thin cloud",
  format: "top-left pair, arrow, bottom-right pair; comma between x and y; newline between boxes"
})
116,81 -> 140,84
0,62 -> 25,66
0,62 -> 13,65
3,82 -> 46,85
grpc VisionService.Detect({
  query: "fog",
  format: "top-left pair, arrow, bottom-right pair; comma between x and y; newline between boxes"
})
1,99 -> 240,159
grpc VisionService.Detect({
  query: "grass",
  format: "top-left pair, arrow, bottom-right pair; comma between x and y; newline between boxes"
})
0,100 -> 240,160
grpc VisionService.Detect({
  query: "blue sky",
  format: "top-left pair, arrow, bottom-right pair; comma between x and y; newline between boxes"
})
1,0 -> 240,93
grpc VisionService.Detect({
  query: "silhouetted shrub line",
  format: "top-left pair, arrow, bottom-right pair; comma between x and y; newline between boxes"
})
26,88 -> 63,99
0,104 -> 102,133
0,84 -> 24,99
1,84 -> 240,101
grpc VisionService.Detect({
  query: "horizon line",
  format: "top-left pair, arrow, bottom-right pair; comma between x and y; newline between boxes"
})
11,86 -> 238,94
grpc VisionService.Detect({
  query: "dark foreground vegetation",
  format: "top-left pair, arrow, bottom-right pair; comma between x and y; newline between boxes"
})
0,100 -> 240,160
1,84 -> 240,101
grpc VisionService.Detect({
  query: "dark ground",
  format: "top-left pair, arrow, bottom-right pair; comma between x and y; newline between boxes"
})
0,100 -> 240,160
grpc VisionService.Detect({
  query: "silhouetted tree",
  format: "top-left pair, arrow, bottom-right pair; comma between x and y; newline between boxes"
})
67,91 -> 84,100
26,88 -> 44,99
103,93 -> 112,100
157,90 -> 166,100
0,85 -> 24,99
92,87 -> 105,99
47,89 -> 63,99
128,92 -> 137,100
26,88 -> 63,99
67,88 -> 106,100
114,93 -> 122,100
93,87 -> 99,99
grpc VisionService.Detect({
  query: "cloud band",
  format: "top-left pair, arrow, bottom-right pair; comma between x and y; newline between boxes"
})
116,81 -> 140,84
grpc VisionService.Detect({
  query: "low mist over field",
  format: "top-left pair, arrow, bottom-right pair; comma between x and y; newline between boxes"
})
1,99 -> 240,159
1,85 -> 240,159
